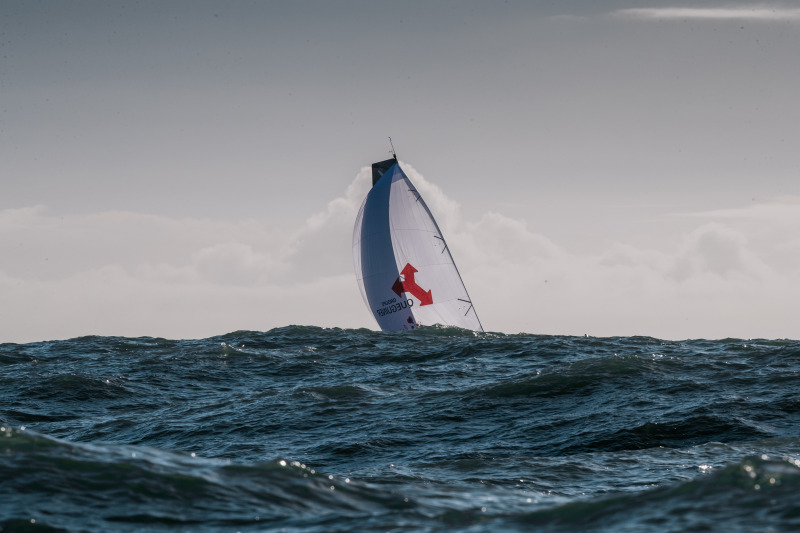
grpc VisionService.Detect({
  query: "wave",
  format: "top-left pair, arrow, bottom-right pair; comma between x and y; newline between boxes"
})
4,331 -> 800,531
515,454 -> 800,531
0,428 -> 413,530
3,432 -> 800,531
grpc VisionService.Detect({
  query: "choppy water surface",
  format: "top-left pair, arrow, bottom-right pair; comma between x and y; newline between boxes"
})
2,327 -> 800,531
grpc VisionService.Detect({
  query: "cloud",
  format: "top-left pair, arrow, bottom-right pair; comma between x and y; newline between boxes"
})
434,198 -> 800,340
670,223 -> 760,280
0,204 -> 360,341
689,196 -> 800,222
280,165 -> 371,282
614,6 -> 800,21
0,206 -> 288,282
2,170 -> 800,342
0,266 -> 363,342
191,242 -> 277,286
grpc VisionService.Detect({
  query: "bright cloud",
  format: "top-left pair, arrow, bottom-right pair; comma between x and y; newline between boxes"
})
615,6 -> 800,21
2,168 -> 800,342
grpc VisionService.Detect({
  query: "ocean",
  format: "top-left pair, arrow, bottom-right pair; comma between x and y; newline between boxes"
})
2,326 -> 799,532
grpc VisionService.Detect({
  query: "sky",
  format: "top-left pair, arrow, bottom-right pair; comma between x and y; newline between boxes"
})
2,0 -> 800,342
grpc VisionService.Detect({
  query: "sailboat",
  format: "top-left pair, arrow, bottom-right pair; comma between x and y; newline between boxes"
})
352,151 -> 483,332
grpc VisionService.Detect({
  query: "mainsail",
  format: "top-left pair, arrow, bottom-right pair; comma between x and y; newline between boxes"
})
353,156 -> 483,332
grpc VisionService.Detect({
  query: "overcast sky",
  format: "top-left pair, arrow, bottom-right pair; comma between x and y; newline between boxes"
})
2,1 -> 799,342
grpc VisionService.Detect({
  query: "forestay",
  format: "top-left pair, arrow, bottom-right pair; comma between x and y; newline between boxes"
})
353,157 -> 483,332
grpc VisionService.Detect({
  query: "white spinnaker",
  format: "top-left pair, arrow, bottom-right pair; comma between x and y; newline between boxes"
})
353,162 -> 483,332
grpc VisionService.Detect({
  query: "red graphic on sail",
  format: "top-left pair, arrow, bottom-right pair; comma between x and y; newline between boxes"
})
392,263 -> 433,306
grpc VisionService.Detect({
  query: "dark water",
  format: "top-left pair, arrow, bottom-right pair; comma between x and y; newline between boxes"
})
2,327 -> 800,532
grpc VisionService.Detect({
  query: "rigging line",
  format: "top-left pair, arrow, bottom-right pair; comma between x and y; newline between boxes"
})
458,299 -> 474,316
408,188 -> 422,202
433,235 -> 448,254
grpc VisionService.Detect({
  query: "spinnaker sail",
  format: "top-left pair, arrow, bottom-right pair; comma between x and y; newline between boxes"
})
353,156 -> 483,332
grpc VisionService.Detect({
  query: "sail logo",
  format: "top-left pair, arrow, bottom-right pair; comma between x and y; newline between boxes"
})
392,263 -> 433,306
376,297 -> 413,317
